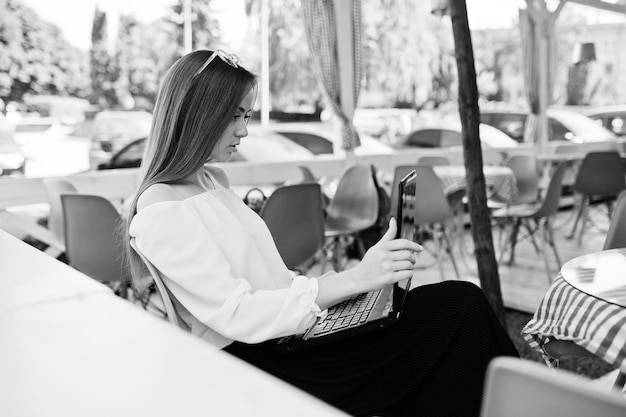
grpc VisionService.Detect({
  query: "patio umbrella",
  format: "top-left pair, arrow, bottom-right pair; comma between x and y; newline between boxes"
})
301,0 -> 362,151
519,0 -> 565,151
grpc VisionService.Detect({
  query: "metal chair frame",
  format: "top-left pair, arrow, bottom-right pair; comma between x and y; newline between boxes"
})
492,162 -> 568,282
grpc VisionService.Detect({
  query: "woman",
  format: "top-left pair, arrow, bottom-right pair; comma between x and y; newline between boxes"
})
124,49 -> 518,417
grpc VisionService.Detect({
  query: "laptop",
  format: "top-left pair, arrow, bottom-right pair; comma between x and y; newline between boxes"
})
275,169 -> 417,351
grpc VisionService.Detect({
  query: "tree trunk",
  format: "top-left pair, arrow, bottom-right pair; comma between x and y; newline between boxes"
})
447,0 -> 507,327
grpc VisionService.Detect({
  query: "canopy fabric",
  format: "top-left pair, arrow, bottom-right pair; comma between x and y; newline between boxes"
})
519,6 -> 556,145
301,0 -> 362,150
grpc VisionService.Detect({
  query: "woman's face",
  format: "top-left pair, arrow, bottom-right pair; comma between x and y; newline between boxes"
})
209,88 -> 255,162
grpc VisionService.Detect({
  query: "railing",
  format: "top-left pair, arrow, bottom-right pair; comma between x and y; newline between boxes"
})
0,148 -> 446,210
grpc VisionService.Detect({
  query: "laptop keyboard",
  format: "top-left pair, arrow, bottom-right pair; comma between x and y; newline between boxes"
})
310,290 -> 382,337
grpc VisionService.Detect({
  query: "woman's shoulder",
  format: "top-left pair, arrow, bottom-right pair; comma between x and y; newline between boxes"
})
137,183 -> 198,211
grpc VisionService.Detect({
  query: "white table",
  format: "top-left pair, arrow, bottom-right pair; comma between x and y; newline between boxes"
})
0,231 -> 347,417
523,249 -> 626,373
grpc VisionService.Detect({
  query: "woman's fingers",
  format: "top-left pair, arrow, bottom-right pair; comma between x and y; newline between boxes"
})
391,259 -> 415,272
389,249 -> 419,263
384,238 -> 423,253
391,268 -> 414,281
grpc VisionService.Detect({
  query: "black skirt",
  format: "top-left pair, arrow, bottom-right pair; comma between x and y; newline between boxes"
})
224,280 -> 519,417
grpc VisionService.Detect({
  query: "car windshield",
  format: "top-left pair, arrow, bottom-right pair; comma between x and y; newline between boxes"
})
274,131 -> 334,154
549,110 -> 616,140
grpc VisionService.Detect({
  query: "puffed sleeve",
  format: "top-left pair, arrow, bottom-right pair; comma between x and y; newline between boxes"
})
130,200 -> 324,344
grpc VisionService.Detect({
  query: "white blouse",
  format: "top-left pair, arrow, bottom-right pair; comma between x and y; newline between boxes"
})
129,170 -> 325,349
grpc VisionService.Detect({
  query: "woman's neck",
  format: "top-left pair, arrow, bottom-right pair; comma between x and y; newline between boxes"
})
186,166 -> 216,191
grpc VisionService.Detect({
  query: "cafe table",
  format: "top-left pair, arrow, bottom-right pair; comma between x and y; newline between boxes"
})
431,165 -> 518,203
522,248 -> 626,383
380,164 -> 518,204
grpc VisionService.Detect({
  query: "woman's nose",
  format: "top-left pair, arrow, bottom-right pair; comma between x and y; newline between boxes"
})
236,122 -> 248,138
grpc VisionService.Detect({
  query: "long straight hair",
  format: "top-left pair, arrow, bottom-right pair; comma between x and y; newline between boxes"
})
123,50 -> 257,291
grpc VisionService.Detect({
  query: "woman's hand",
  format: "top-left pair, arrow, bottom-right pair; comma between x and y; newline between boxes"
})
349,217 -> 423,291
315,218 -> 422,310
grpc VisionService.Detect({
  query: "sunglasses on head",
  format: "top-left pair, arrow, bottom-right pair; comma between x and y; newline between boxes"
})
193,49 -> 242,78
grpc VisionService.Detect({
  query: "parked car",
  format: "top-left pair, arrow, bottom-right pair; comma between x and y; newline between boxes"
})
11,117 -> 74,143
231,129 -> 316,162
0,113 -> 26,176
390,122 -> 519,150
88,110 -> 153,169
96,137 -> 146,170
261,122 -> 394,156
97,129 -> 315,170
583,104 -> 626,138
480,108 -> 619,147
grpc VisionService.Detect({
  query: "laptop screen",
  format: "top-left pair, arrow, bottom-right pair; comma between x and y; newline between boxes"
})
393,169 -> 417,315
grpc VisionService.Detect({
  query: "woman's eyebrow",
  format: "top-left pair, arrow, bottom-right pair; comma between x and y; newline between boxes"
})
238,106 -> 252,113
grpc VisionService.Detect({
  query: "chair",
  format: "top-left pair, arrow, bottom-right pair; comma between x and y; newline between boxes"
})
490,153 -> 541,209
130,238 -> 187,330
412,165 -> 461,280
550,143 -> 583,173
568,151 -> 626,245
61,193 -> 131,297
481,148 -> 506,166
492,162 -> 568,282
389,165 -> 416,221
323,164 -> 379,271
42,178 -> 78,255
542,189 -> 626,391
489,154 -> 542,245
603,190 -> 626,250
259,183 -> 325,272
298,165 -> 318,183
417,155 -> 450,167
480,357 -> 626,417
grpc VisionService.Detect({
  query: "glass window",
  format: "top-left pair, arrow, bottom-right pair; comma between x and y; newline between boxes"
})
405,130 -> 440,147
440,129 -> 461,147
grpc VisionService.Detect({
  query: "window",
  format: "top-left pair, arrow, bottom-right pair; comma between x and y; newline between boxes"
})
440,130 -> 461,147
405,129 -> 441,147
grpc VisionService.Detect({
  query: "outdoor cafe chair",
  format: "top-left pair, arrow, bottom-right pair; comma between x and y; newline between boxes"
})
42,178 -> 78,256
259,183 -> 325,272
322,164 -> 379,271
550,143 -> 584,188
490,153 -> 542,246
480,357 -> 626,417
61,193 -> 132,299
298,165 -> 318,183
491,162 -> 568,282
567,151 -> 626,246
412,165 -> 461,281
489,153 -> 541,210
603,189 -> 626,251
130,238 -> 189,330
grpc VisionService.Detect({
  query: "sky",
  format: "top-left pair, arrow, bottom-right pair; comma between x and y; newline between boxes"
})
17,0 -> 625,52
19,0 -> 248,51
19,0 -> 523,51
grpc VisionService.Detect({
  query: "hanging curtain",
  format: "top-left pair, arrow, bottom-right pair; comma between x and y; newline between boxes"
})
519,2 -> 558,145
301,0 -> 362,150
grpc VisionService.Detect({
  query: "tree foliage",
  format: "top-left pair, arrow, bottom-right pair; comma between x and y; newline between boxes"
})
0,0 -> 88,105
361,0 -> 455,109
89,7 -> 119,107
167,0 -> 221,52
242,0 -> 321,112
